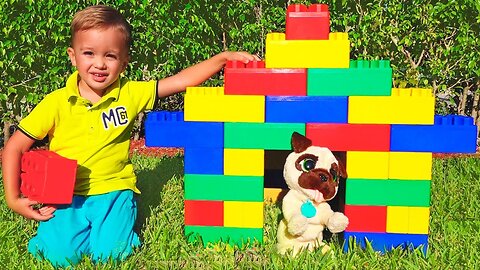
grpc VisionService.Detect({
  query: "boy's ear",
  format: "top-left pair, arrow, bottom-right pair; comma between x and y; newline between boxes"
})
67,47 -> 76,67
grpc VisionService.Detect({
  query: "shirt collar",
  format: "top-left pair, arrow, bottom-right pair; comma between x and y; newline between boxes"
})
66,71 -> 121,103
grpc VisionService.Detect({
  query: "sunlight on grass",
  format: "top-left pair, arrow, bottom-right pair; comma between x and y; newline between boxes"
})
1,156 -> 479,269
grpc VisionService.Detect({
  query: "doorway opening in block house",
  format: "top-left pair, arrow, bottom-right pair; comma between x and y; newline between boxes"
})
264,150 -> 347,240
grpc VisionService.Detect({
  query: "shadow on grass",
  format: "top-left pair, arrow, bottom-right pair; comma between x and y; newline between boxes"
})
133,156 -> 184,239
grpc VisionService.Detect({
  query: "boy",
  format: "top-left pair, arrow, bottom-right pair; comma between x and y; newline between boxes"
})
1,5 -> 258,267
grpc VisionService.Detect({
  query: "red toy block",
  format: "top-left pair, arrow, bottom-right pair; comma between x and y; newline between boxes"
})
345,205 -> 387,232
224,60 -> 307,96
286,4 -> 330,40
184,200 -> 224,226
20,150 -> 77,204
306,123 -> 390,151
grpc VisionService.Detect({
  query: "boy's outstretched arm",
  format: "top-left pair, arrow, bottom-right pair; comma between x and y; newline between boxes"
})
156,51 -> 259,97
2,131 -> 55,221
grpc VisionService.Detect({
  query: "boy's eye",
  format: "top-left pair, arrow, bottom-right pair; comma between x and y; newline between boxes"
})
299,158 -> 316,172
106,54 -> 117,59
83,51 -> 93,56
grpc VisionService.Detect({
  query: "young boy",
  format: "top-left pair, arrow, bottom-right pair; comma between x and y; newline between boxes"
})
1,5 -> 258,267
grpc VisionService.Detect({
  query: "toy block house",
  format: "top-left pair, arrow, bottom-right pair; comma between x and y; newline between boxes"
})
145,4 -> 477,253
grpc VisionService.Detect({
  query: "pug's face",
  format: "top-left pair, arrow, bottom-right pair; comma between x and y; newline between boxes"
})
283,132 -> 347,202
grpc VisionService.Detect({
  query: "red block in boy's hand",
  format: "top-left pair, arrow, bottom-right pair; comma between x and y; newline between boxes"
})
20,150 -> 77,204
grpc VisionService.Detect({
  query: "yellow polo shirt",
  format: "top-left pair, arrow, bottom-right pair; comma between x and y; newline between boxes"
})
18,71 -> 157,195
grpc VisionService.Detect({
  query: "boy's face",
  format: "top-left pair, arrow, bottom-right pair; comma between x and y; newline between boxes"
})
67,27 -> 129,95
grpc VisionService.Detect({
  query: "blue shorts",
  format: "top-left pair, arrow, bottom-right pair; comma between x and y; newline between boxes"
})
28,190 -> 140,267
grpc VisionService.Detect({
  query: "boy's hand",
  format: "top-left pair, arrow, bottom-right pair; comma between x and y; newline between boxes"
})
221,51 -> 261,63
8,197 -> 56,221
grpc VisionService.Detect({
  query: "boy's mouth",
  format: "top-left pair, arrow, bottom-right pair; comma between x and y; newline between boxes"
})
91,72 -> 108,82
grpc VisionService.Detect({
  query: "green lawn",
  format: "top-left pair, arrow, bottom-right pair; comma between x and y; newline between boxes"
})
1,155 -> 479,269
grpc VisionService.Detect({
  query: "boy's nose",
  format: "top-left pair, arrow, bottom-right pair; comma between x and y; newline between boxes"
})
94,57 -> 106,69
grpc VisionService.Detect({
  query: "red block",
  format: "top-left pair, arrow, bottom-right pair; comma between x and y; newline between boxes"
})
184,200 -> 224,226
345,205 -> 387,232
306,124 -> 391,151
224,60 -> 306,96
286,4 -> 330,40
20,150 -> 77,204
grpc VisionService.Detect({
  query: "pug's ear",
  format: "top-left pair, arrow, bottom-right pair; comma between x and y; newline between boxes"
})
333,152 -> 347,178
291,132 -> 312,153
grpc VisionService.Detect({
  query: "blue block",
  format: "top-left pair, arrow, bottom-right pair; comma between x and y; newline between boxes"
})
145,111 -> 223,148
344,231 -> 428,254
391,115 -> 477,153
184,147 -> 223,174
265,96 -> 348,123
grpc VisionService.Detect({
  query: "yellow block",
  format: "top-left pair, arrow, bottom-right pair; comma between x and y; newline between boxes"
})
224,201 -> 264,228
387,206 -> 430,234
224,149 -> 264,176
389,152 -> 432,180
348,88 -> 435,124
264,188 -> 287,203
265,32 -> 350,68
408,207 -> 430,234
184,87 -> 264,122
346,151 -> 389,179
386,206 -> 409,233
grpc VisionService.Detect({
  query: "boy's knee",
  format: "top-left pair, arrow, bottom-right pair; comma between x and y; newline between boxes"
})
28,237 -> 85,267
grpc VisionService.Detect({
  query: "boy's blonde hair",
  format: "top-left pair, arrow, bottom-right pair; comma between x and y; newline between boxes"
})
71,5 -> 132,52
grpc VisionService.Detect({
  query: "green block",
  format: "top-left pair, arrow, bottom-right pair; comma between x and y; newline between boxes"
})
388,179 -> 431,206
224,122 -> 305,150
346,178 -> 389,205
185,226 -> 263,246
346,178 -> 431,207
307,60 -> 392,96
184,174 -> 264,201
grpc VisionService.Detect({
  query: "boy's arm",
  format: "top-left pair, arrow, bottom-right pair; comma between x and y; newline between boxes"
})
156,51 -> 259,97
2,131 -> 54,221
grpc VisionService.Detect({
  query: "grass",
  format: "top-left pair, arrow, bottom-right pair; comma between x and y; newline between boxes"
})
0,155 -> 479,269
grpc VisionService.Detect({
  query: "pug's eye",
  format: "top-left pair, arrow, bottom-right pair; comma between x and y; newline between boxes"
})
299,158 -> 316,172
330,168 -> 338,182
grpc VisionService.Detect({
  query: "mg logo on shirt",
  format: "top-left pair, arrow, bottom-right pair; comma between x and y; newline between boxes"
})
102,106 -> 129,129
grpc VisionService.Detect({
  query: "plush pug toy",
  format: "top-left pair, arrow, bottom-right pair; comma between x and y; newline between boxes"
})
277,132 -> 349,256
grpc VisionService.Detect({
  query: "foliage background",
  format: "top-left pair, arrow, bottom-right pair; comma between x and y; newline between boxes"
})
1,0 -> 479,143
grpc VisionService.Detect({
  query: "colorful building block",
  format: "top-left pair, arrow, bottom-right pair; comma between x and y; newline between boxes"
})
184,174 -> 263,202
224,149 -> 264,176
346,179 -> 431,207
344,205 -> 387,232
306,124 -> 390,151
265,32 -> 350,68
145,111 -> 223,148
346,151 -> 390,179
390,115 -> 478,153
285,4 -> 330,40
224,60 -> 307,96
184,87 -> 264,122
265,96 -> 348,123
224,201 -> 264,228
224,122 -> 305,150
386,206 -> 430,234
389,152 -> 432,180
348,88 -> 435,124
185,200 -> 224,226
184,147 -> 223,174
20,150 -> 77,204
185,226 -> 263,246
307,60 -> 392,96
344,231 -> 428,254
264,188 -> 286,202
